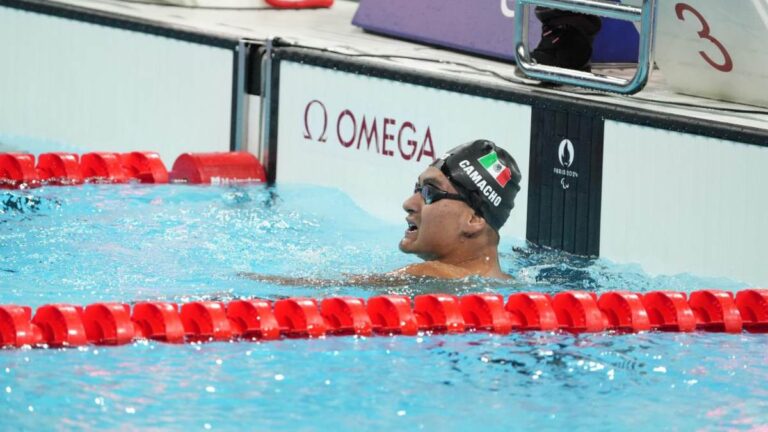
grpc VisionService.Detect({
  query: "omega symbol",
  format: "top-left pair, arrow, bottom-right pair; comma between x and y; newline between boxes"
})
303,99 -> 328,143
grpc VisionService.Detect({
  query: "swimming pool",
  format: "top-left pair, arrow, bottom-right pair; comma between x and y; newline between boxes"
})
1,183 -> 765,431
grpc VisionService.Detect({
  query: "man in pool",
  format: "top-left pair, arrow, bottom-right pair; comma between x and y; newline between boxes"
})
248,139 -> 521,284
394,139 -> 521,279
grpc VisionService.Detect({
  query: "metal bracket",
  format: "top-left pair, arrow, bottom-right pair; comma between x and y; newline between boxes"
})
514,0 -> 657,94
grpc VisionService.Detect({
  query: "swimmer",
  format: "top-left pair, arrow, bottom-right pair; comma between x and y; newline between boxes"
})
245,139 -> 521,285
394,139 -> 521,279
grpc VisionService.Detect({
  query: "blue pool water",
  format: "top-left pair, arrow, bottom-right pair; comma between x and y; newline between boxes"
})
0,184 -> 765,431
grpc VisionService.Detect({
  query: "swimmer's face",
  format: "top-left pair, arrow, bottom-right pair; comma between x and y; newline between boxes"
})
399,167 -> 476,260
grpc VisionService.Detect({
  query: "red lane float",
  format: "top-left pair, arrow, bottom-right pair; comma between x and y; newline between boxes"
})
321,297 -> 372,336
597,292 -> 651,332
735,290 -> 768,333
367,295 -> 418,335
120,152 -> 169,184
0,305 -> 41,347
552,291 -> 606,333
642,291 -> 697,332
180,302 -> 233,342
132,302 -> 185,343
688,290 -> 742,333
273,298 -> 326,338
0,153 -> 38,188
80,152 -> 128,183
36,153 -> 83,185
169,152 -> 266,184
414,294 -> 465,333
83,303 -> 134,345
505,293 -> 559,331
460,293 -> 513,334
226,299 -> 281,340
31,304 -> 88,347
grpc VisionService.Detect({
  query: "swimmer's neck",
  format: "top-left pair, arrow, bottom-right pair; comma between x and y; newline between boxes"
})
416,246 -> 510,279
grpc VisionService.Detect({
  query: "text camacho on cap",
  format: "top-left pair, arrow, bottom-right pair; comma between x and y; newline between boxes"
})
432,140 -> 522,231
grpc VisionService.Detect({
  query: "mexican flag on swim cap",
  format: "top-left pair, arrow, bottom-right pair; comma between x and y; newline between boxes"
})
478,151 -> 513,187
432,139 -> 522,231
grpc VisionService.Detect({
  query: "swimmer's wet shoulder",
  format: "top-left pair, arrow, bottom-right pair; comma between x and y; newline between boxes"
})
396,139 -> 521,280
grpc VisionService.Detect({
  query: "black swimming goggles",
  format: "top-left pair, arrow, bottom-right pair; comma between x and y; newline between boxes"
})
427,157 -> 486,219
413,183 -> 468,206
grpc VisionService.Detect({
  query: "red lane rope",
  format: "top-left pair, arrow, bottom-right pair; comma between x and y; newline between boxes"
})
1,290 -> 767,349
0,151 -> 266,188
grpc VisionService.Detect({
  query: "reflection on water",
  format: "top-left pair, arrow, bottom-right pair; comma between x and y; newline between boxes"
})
0,184 -> 763,431
0,192 -> 61,218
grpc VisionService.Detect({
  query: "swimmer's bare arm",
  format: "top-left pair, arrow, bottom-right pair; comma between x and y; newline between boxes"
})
240,271 -> 421,287
240,261 -> 509,286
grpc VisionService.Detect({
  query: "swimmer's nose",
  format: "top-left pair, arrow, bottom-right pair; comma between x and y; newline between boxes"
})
403,190 -> 421,214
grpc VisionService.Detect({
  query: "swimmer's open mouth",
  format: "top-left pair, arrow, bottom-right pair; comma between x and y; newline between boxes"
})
406,221 -> 418,232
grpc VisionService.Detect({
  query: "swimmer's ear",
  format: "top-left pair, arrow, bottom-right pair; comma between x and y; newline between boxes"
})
463,212 -> 487,237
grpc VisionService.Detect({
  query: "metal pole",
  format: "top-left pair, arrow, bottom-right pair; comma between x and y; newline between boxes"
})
514,0 -> 656,94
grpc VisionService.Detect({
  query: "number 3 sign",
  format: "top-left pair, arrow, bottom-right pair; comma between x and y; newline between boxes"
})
675,2 -> 734,72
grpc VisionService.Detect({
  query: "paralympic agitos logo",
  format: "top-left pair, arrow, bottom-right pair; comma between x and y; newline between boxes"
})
302,99 -> 437,162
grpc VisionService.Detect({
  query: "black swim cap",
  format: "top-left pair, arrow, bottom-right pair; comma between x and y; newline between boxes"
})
432,140 -> 522,231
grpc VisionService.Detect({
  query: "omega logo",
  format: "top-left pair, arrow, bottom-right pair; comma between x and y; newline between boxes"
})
303,99 -> 328,142
302,99 -> 437,163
